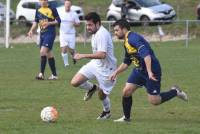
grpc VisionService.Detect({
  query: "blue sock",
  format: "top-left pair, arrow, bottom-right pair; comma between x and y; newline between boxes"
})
48,57 -> 57,76
122,96 -> 132,119
40,56 -> 47,74
160,89 -> 177,103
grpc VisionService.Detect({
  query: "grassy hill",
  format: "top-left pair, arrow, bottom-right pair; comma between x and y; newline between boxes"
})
2,0 -> 199,20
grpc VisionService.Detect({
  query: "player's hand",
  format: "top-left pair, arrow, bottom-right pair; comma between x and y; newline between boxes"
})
41,22 -> 49,29
109,72 -> 117,81
73,53 -> 84,60
148,71 -> 158,81
27,30 -> 33,38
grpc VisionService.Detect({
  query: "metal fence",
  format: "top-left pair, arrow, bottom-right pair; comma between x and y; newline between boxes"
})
0,19 -> 200,48
0,21 -> 5,47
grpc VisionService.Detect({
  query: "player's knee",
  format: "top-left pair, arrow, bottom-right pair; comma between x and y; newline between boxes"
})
122,89 -> 132,97
98,90 -> 106,100
40,51 -> 46,56
70,79 -> 79,87
148,97 -> 161,106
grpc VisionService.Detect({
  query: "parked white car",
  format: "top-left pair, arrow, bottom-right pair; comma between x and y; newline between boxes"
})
0,2 -> 15,23
107,0 -> 176,22
16,0 -> 84,24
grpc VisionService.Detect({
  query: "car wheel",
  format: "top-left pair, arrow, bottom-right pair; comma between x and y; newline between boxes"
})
140,16 -> 150,26
18,16 -> 27,26
107,16 -> 117,21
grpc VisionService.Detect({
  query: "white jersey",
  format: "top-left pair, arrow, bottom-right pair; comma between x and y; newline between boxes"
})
90,26 -> 117,70
59,10 -> 80,34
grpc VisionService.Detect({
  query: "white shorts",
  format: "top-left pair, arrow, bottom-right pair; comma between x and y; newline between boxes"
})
78,61 -> 116,95
59,33 -> 76,49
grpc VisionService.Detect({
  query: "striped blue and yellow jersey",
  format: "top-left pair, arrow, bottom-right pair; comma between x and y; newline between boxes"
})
35,5 -> 61,34
123,31 -> 160,72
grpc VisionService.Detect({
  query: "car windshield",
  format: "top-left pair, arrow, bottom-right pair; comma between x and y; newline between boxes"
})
135,0 -> 161,7
48,1 -> 64,8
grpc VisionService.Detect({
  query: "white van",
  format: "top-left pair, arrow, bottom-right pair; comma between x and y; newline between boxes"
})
16,0 -> 84,23
107,0 -> 176,22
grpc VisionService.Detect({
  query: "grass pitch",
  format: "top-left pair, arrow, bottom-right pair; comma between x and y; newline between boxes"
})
0,40 -> 200,134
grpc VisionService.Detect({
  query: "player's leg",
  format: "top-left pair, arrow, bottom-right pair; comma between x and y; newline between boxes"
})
148,86 -> 187,105
36,45 -> 49,80
42,34 -> 57,80
95,72 -> 116,120
146,75 -> 187,105
67,35 -> 76,64
96,90 -> 111,120
61,46 -> 69,67
114,69 -> 142,122
71,62 -> 97,100
60,34 -> 69,67
114,83 -> 138,122
47,50 -> 58,80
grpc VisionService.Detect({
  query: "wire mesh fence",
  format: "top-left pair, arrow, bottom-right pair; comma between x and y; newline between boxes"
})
0,19 -> 200,48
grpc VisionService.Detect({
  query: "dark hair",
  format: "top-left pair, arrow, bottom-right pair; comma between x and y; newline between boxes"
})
112,19 -> 130,30
85,12 -> 101,24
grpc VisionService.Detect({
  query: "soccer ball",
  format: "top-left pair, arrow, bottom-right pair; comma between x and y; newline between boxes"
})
40,106 -> 58,122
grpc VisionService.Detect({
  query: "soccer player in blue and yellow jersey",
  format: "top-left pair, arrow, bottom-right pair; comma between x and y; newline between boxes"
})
28,0 -> 61,80
109,19 -> 188,122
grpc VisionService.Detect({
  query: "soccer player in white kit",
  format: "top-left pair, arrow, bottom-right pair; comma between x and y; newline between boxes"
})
59,0 -> 80,66
71,12 -> 117,119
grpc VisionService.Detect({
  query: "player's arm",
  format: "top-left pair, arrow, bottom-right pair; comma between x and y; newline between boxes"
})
74,21 -> 80,27
138,44 -> 157,81
28,22 -> 37,37
109,63 -> 129,81
74,51 -> 106,60
144,55 -> 157,81
109,50 -> 131,81
28,9 -> 39,37
73,13 -> 80,27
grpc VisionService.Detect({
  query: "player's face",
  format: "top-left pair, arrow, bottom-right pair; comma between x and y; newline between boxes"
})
114,25 -> 125,39
86,20 -> 99,34
39,0 -> 48,7
65,1 -> 71,12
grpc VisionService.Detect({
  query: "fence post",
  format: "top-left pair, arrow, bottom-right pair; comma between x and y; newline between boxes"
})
5,0 -> 10,48
185,20 -> 189,48
108,21 -> 111,33
84,21 -> 86,46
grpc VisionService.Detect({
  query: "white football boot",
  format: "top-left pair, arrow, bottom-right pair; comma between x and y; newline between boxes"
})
171,85 -> 188,101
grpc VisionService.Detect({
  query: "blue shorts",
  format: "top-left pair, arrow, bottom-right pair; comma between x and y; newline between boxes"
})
40,33 -> 56,50
127,68 -> 161,95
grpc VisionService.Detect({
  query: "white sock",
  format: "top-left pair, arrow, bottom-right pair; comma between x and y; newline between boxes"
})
79,81 -> 93,91
102,96 -> 110,112
61,53 -> 69,66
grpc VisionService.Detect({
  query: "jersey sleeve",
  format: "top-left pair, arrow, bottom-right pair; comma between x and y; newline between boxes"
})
128,34 -> 150,58
35,9 -> 39,23
74,12 -> 80,24
123,49 -> 132,65
52,8 -> 61,24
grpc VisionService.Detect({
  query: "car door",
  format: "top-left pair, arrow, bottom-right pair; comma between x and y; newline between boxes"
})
21,2 -> 37,22
127,1 -> 141,21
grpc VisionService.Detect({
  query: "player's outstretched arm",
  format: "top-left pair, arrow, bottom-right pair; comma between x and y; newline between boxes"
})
74,51 -> 106,60
28,22 -> 37,37
144,55 -> 157,81
109,63 -> 129,81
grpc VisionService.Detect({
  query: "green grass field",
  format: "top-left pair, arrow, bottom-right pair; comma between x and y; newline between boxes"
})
0,40 -> 200,134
